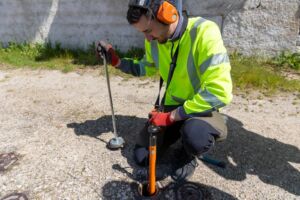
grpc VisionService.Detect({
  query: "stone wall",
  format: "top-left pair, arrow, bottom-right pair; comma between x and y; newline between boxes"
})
0,0 -> 299,56
223,0 -> 300,56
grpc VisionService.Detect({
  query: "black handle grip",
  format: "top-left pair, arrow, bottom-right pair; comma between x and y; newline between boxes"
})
147,124 -> 161,134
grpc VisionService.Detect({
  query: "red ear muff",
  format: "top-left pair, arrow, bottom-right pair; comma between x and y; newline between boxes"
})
156,1 -> 178,24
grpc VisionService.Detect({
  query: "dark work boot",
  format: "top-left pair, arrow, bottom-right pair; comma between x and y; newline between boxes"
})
171,149 -> 199,182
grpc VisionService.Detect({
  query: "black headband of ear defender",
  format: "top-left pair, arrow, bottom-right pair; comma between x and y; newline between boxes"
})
128,0 -> 151,9
128,0 -> 162,16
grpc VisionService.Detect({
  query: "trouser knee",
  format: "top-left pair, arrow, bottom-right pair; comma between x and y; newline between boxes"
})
181,118 -> 218,156
134,145 -> 149,166
134,121 -> 182,166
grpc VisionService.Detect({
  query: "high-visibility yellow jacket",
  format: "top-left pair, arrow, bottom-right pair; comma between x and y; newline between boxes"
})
119,17 -> 232,119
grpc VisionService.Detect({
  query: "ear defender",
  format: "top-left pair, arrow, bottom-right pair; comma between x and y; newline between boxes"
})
156,1 -> 178,24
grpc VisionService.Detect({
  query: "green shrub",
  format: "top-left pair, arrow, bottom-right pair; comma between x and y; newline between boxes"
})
273,51 -> 300,70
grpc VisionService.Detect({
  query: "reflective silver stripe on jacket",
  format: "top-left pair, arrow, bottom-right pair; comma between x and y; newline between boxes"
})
188,18 -> 207,93
200,53 -> 229,74
198,88 -> 225,109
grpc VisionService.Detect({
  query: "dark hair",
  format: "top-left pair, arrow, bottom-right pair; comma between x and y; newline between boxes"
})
126,6 -> 149,24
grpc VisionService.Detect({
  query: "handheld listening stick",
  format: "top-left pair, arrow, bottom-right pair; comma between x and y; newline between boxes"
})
100,48 -> 124,150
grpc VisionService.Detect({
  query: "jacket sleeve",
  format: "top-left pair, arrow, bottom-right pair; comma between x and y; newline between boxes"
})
118,40 -> 157,77
178,21 -> 233,119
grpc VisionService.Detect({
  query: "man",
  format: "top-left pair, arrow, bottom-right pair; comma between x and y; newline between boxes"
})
97,0 -> 232,181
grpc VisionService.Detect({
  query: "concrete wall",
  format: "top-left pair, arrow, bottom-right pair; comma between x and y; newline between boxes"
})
0,0 -> 143,50
0,0 -> 299,56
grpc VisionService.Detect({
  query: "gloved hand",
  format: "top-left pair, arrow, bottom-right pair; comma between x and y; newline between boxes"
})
95,41 -> 120,67
149,111 -> 175,127
148,108 -> 158,119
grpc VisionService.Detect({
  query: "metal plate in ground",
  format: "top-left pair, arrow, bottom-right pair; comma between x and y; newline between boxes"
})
0,193 -> 28,200
176,182 -> 211,200
0,153 -> 18,172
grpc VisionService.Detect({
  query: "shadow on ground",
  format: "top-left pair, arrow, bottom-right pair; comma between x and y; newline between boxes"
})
205,115 -> 300,196
67,115 -> 149,179
67,114 -> 300,196
67,115 -> 146,155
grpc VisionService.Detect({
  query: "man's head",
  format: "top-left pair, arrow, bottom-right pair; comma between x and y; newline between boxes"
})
127,0 -> 179,43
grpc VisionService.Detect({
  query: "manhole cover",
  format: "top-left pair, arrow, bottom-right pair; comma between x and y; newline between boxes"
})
176,182 -> 210,200
0,153 -> 18,172
0,193 -> 28,200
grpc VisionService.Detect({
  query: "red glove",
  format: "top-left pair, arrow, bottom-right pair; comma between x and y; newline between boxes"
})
95,41 -> 120,67
149,111 -> 175,127
148,109 -> 158,119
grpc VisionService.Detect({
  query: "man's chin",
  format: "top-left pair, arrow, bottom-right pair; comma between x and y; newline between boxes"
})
148,37 -> 167,44
158,38 -> 168,44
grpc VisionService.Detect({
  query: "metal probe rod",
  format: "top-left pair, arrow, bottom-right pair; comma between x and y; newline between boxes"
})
103,57 -> 118,138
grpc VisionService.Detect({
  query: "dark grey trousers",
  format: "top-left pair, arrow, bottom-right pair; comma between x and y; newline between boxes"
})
134,111 -> 227,165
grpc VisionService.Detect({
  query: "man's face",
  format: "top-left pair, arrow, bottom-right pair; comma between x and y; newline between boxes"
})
133,15 -> 169,43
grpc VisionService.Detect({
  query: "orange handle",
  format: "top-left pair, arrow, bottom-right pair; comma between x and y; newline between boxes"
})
148,145 -> 157,195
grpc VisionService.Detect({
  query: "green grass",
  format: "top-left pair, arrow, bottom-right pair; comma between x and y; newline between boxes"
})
0,42 -> 98,72
230,53 -> 300,94
0,42 -> 299,94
